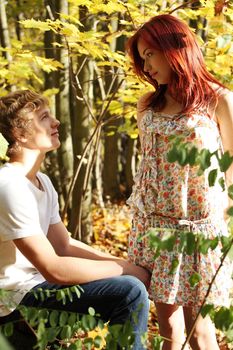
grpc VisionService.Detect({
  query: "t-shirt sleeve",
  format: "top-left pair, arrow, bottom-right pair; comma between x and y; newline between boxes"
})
38,173 -> 61,225
50,184 -> 61,225
0,180 -> 44,241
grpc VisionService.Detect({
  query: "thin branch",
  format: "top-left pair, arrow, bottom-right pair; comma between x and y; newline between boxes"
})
93,61 -> 106,101
61,121 -> 102,220
168,0 -> 203,15
45,5 -> 55,21
75,73 -> 97,124
181,238 -> 233,349
73,125 -> 103,238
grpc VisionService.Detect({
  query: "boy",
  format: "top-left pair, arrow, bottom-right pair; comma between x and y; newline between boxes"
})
0,90 -> 150,349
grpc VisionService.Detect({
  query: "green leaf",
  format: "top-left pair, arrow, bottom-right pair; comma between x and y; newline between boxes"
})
221,236 -> 232,253
38,309 -> 49,322
227,207 -> 233,217
186,232 -> 196,255
49,310 -> 59,327
201,304 -> 214,318
198,149 -> 211,171
70,285 -> 83,299
188,146 -> 198,166
59,311 -> 69,327
46,327 -> 59,343
60,325 -> 72,340
208,169 -> 218,186
0,134 -> 8,160
68,342 -> 80,350
64,288 -> 73,303
210,237 -> 219,250
56,289 -> 66,304
228,185 -> 233,200
88,307 -> 95,316
167,147 -> 178,163
227,244 -> 233,261
214,307 -> 233,331
26,307 -> 38,326
178,147 -> 187,166
218,177 -> 225,191
161,235 -> 176,252
68,312 -> 77,327
3,323 -> 13,337
97,319 -> 105,330
81,315 -> 96,331
108,324 -> 122,339
189,272 -> 202,287
0,333 -> 14,350
73,339 -> 82,349
169,258 -> 179,275
83,337 -> 93,349
199,238 -> 212,255
218,151 -> 233,172
93,335 -> 103,348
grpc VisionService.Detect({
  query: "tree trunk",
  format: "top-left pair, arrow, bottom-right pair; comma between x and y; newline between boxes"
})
55,0 -> 73,211
103,17 -> 122,200
68,6 -> 94,242
44,0 -> 73,213
0,0 -> 12,62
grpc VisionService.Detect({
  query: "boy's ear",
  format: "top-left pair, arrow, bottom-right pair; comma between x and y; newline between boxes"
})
13,128 -> 28,144
17,136 -> 28,143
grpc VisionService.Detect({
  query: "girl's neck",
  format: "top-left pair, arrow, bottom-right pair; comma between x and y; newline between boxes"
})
161,93 -> 183,115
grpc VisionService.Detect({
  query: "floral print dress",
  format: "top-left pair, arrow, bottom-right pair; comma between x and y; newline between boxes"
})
127,109 -> 232,311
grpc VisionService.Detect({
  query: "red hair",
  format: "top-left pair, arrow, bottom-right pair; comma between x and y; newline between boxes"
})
126,14 -> 225,115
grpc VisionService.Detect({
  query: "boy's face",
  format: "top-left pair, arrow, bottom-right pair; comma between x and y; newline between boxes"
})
21,104 -> 60,153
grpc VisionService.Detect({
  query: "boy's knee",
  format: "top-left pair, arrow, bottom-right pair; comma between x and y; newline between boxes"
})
123,276 -> 149,308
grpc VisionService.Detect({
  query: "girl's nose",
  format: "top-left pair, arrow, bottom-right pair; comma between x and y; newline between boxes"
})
143,60 -> 151,73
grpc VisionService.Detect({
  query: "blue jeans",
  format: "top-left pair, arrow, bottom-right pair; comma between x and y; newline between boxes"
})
0,276 -> 149,349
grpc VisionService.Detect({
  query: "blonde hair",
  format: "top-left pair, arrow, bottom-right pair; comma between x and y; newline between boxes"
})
0,90 -> 48,155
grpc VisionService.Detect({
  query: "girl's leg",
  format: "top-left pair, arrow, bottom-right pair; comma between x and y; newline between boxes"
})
155,303 -> 188,350
183,307 -> 219,350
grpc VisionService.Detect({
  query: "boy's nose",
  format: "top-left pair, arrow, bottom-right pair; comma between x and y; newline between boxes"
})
52,117 -> 60,127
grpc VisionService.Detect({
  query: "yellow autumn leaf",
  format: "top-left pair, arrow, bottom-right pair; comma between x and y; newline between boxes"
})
59,13 -> 84,26
20,19 -> 51,32
0,133 -> 9,161
87,325 -> 108,349
34,57 -> 64,72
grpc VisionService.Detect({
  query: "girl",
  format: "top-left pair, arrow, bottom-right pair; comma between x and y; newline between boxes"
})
126,14 -> 233,350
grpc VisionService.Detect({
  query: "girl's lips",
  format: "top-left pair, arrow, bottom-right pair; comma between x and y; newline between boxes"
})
151,72 -> 158,78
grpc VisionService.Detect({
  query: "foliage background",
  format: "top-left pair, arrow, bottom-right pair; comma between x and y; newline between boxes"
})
1,0 -> 233,242
0,1 -> 233,349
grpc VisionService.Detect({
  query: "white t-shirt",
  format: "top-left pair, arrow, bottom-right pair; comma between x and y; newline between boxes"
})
0,163 -> 61,316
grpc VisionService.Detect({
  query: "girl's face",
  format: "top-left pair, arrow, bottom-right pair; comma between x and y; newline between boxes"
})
137,37 -> 172,85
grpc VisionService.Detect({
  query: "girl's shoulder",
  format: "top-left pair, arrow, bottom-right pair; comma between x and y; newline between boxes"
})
137,91 -> 154,123
215,88 -> 233,118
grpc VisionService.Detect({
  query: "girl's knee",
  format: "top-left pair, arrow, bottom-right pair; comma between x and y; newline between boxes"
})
188,318 -> 219,350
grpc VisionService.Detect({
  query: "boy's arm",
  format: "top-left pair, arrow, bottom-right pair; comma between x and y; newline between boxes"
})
14,228 -> 150,287
47,221 -> 121,260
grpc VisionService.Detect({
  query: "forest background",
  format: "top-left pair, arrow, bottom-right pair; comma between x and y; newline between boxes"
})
1,0 -> 233,242
0,0 -> 233,349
